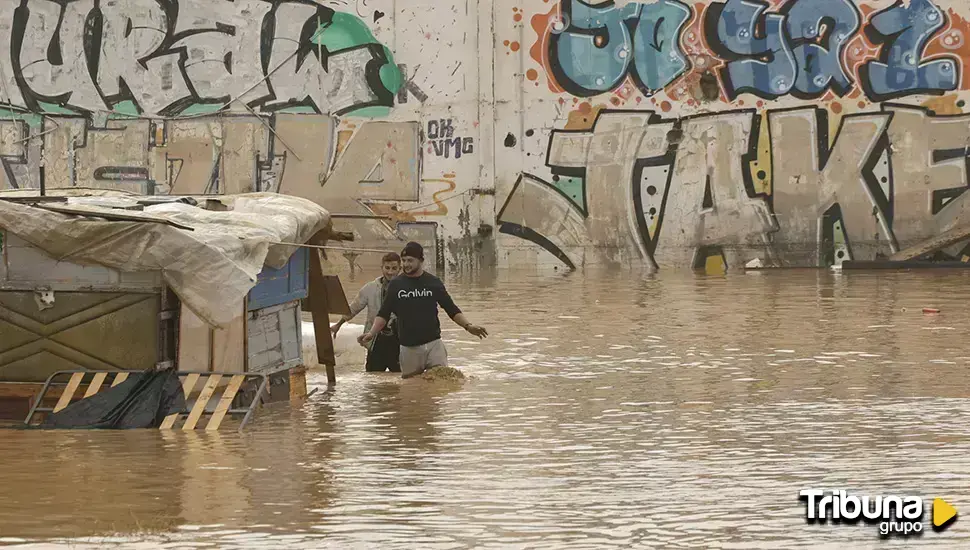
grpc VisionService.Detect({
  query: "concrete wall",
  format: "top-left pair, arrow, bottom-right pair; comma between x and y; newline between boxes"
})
3,0 -> 970,273
498,0 -> 970,272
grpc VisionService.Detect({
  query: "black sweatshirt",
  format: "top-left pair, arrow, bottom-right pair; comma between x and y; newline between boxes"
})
377,272 -> 462,347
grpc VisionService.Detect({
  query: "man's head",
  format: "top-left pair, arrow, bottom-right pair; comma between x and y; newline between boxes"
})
400,241 -> 424,276
380,252 -> 401,280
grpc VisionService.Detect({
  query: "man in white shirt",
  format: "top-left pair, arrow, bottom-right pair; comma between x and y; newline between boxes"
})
331,252 -> 402,372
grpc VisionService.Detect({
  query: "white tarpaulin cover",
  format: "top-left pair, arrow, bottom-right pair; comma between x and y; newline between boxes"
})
0,191 -> 331,328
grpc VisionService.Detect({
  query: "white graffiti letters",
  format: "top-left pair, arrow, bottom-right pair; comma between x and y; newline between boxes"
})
499,106 -> 970,269
96,0 -> 189,115
2,0 -> 389,116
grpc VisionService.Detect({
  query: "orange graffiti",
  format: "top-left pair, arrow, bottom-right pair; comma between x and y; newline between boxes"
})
665,3 -> 728,104
926,8 -> 970,90
334,129 -> 354,158
365,178 -> 457,221
407,179 -> 458,216
564,103 -> 607,130
366,202 -> 418,224
922,94 -> 963,114
529,6 -> 565,94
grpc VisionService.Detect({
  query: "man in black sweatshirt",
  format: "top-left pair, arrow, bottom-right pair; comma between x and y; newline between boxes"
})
358,241 -> 487,378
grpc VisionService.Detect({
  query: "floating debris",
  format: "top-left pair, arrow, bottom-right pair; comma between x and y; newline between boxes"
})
421,366 -> 466,382
923,308 -> 941,314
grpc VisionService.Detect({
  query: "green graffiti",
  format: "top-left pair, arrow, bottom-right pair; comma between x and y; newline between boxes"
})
310,11 -> 402,117
17,9 -> 400,119
551,176 -> 586,212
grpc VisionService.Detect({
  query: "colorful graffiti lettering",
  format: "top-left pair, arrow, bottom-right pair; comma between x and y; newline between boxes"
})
549,0 -> 692,95
535,0 -> 968,102
0,0 -> 401,117
0,0 -> 418,242
498,105 -> 970,269
860,0 -> 959,100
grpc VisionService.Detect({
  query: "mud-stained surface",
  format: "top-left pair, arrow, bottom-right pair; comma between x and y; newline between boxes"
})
4,269 -> 970,548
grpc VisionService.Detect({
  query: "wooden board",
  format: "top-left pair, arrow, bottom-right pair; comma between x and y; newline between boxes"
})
842,260 -> 970,270
83,373 -> 107,397
177,305 -> 212,372
211,303 -> 246,373
205,375 -> 245,431
177,302 -> 246,373
34,204 -> 195,230
308,249 -> 336,386
160,373 -> 200,430
323,275 -> 351,316
53,373 -> 84,412
183,374 -> 222,430
890,223 -> 970,261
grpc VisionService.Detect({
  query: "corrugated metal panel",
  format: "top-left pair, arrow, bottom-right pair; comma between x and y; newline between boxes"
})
0,290 -> 160,382
247,248 -> 309,311
246,301 -> 302,374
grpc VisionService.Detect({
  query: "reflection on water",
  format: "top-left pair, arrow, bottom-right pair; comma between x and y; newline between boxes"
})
4,269 -> 970,548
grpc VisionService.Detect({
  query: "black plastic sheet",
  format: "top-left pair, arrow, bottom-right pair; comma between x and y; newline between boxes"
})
39,369 -> 185,429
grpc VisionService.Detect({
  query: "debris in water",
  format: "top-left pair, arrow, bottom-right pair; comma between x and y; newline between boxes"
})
923,307 -> 941,314
421,366 -> 466,381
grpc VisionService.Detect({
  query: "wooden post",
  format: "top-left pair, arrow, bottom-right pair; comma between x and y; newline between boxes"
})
308,247 -> 337,386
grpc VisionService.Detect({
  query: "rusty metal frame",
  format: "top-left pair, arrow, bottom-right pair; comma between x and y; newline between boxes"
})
24,370 -> 269,432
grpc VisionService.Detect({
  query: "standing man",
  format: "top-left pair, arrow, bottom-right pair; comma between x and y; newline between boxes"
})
359,242 -> 488,378
332,252 -> 402,372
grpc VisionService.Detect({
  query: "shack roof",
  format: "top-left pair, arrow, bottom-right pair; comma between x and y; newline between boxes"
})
0,190 -> 331,328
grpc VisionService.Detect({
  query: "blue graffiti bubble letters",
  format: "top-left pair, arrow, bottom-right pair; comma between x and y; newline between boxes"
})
631,0 -> 692,92
862,0 -> 959,100
784,0 -> 861,96
710,0 -> 798,99
550,0 -> 641,96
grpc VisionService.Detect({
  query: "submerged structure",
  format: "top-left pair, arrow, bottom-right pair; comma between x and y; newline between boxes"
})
0,190 -> 349,428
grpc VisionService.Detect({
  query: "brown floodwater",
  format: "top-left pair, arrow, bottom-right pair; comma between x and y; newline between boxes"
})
3,268 -> 970,548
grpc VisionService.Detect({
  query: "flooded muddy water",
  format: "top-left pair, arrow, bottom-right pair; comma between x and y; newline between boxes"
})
4,269 -> 970,548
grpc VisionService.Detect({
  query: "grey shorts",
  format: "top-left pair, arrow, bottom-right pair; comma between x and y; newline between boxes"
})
400,339 -> 448,378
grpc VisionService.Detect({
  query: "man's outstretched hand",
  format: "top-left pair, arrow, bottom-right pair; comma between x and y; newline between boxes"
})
466,325 -> 488,339
358,332 -> 375,346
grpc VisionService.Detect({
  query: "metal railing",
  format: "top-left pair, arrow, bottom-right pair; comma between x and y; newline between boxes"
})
25,370 -> 269,432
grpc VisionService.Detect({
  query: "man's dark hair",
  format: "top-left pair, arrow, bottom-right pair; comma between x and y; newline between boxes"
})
382,252 -> 401,263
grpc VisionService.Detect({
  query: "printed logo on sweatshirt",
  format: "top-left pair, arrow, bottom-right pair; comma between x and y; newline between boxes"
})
398,288 -> 433,299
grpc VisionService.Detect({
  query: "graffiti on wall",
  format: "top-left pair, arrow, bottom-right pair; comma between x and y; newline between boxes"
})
0,0 -> 424,243
0,113 -> 420,237
530,0 -> 970,103
504,0 -> 970,269
0,0 -> 400,117
426,119 -> 475,159
497,104 -> 970,270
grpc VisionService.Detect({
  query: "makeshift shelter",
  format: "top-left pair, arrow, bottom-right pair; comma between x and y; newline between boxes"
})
0,190 -> 348,426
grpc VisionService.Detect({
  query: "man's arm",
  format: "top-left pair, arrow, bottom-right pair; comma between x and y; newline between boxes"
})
331,285 -> 368,334
438,284 -> 488,339
360,282 -> 397,344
